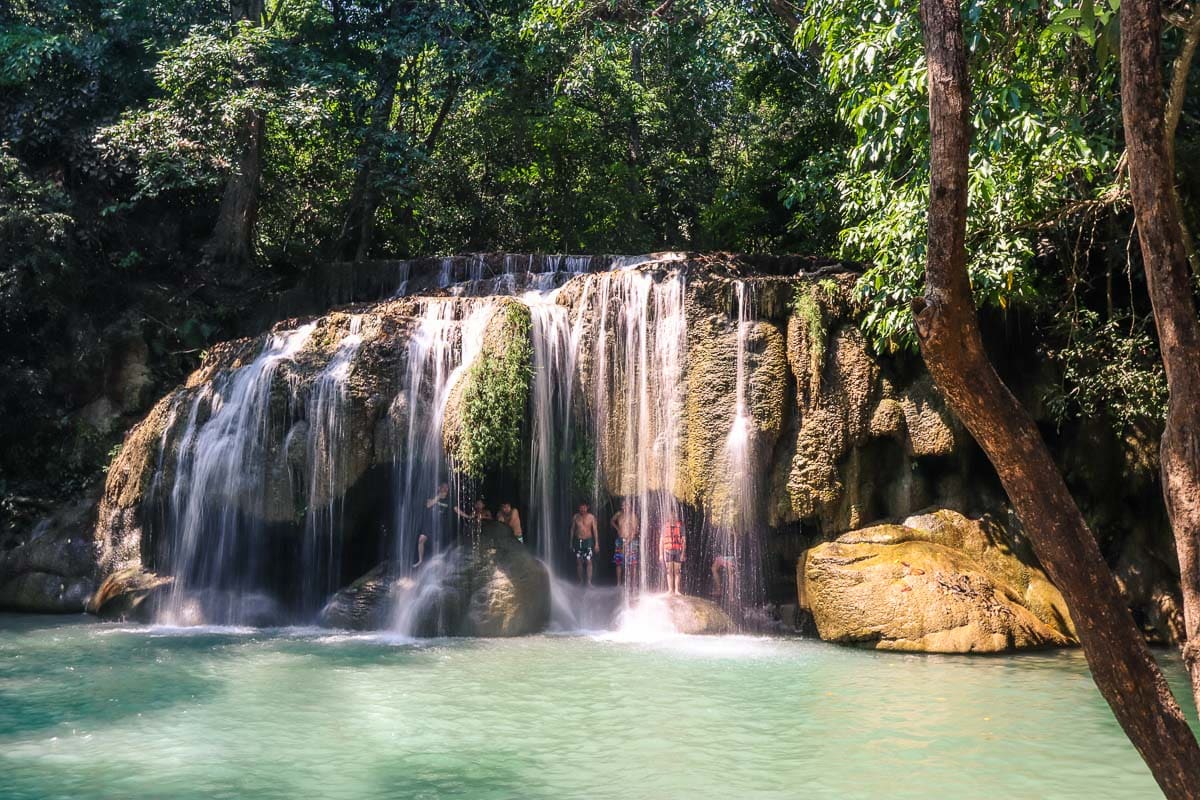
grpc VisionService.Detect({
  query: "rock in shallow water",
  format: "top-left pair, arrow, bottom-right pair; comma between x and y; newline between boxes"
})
801,508 -> 1076,653
320,520 -> 550,636
86,567 -> 173,621
661,595 -> 735,635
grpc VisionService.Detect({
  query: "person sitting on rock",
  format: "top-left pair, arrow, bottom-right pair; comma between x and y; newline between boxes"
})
497,501 -> 523,543
571,501 -> 599,587
455,498 -> 493,523
660,516 -> 686,596
415,481 -> 451,567
610,498 -> 639,587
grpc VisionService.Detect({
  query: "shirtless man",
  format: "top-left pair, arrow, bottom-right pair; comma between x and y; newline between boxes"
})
571,501 -> 599,587
497,501 -> 523,543
610,499 -> 639,587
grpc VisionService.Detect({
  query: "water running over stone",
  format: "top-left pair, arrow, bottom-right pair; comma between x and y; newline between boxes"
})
156,324 -> 315,625
100,254 -> 888,633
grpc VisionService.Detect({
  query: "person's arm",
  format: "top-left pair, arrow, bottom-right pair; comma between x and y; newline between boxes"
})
681,533 -> 687,562
454,505 -> 469,519
512,510 -> 522,537
610,512 -> 620,533
426,496 -> 438,508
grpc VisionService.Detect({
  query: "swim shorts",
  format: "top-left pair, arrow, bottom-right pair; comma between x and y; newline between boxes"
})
573,537 -> 595,560
664,550 -> 683,564
613,537 -> 625,565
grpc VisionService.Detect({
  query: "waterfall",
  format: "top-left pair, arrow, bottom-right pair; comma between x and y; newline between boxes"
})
572,269 -> 687,599
718,281 -> 763,617
391,300 -> 493,583
524,289 -> 582,569
299,315 -> 363,612
156,324 -> 315,625
140,253 -> 776,631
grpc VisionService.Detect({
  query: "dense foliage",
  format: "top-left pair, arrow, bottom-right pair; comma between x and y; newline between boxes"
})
453,302 -> 533,479
1,0 -> 1198,502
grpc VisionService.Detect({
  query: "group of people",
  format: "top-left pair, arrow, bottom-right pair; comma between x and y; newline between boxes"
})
569,499 -> 686,595
414,486 -> 720,599
412,482 -> 523,567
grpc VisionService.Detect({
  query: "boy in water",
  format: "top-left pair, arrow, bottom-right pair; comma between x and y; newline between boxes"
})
497,501 -> 523,543
660,516 -> 686,596
414,481 -> 451,567
610,499 -> 639,587
571,501 -> 599,587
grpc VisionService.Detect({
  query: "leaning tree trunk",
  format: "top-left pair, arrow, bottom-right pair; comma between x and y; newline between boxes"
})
916,0 -> 1200,795
205,110 -> 264,270
204,0 -> 268,271
1121,0 -> 1200,713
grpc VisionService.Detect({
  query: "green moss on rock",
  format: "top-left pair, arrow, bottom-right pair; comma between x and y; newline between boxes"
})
443,300 -> 533,480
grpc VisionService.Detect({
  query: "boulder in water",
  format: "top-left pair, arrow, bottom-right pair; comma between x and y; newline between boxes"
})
86,567 -> 173,621
662,595 -> 735,634
321,521 -> 550,636
800,508 -> 1076,653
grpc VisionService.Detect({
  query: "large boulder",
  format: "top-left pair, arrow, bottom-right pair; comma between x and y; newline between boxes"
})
0,490 -> 100,612
800,508 -> 1076,653
320,521 -> 550,636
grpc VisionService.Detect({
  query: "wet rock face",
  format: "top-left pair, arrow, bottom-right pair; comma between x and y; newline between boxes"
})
87,256 -> 973,620
320,522 -> 550,637
0,491 -> 100,612
800,508 -> 1076,653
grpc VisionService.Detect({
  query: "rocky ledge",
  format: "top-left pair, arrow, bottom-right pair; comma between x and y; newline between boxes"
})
320,521 -> 550,636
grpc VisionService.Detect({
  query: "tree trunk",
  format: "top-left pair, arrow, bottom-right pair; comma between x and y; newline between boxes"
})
204,109 -> 264,272
917,1 -> 1200,796
1121,0 -> 1200,714
204,0 -> 268,271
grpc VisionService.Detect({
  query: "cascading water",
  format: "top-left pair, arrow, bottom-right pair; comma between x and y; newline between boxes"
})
156,324 -> 315,625
391,300 -> 493,578
718,281 -> 763,618
143,253 -> 772,633
581,269 -> 687,600
298,315 -> 363,612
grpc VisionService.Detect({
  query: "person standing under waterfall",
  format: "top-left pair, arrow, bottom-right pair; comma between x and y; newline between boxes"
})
610,499 -> 639,588
660,516 -> 686,596
497,501 -> 523,543
415,481 -> 451,567
571,501 -> 599,587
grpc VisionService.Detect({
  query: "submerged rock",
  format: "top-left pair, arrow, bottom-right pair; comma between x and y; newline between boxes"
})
800,508 -> 1076,653
320,521 -> 550,636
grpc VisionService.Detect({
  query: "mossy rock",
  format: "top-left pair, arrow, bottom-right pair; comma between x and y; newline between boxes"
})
442,299 -> 533,480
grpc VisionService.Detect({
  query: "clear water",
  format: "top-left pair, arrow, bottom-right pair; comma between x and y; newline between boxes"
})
1,615 -> 1193,800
